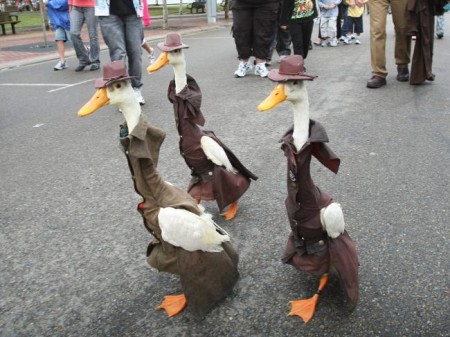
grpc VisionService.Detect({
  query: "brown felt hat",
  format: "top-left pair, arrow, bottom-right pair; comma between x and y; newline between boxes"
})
268,55 -> 317,82
94,60 -> 134,88
157,32 -> 189,52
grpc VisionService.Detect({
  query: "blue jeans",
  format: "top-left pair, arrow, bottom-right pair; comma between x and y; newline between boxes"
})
98,14 -> 143,88
70,7 -> 100,66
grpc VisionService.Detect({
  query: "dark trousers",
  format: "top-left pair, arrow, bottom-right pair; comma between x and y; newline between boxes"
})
232,1 -> 278,60
290,19 -> 314,59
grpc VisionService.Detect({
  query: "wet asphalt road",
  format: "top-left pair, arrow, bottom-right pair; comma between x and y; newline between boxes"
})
0,18 -> 449,337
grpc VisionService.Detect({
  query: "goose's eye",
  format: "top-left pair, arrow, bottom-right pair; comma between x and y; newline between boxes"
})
116,82 -> 122,89
292,80 -> 298,85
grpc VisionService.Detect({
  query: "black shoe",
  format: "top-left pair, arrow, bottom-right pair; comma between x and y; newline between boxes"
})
396,65 -> 409,82
75,64 -> 87,72
90,63 -> 100,71
367,76 -> 386,88
437,34 -> 443,39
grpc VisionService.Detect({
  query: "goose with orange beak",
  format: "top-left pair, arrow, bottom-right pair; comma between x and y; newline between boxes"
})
258,55 -> 359,323
78,60 -> 239,319
148,32 -> 258,221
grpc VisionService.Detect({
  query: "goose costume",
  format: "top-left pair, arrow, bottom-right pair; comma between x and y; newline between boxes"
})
79,61 -> 239,318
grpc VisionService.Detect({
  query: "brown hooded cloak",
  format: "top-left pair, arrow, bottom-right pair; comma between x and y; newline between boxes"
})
119,115 -> 239,318
167,75 -> 258,212
279,120 -> 359,307
406,0 -> 447,84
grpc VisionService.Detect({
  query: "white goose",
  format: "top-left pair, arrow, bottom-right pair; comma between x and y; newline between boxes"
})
258,79 -> 346,239
77,60 -> 238,317
147,33 -> 258,220
257,55 -> 359,323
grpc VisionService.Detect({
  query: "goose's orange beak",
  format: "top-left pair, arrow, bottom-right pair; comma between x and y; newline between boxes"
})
147,52 -> 169,73
78,88 -> 109,117
257,84 -> 287,111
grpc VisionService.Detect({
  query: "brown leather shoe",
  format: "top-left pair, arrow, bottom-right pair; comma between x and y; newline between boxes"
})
366,76 -> 387,88
396,65 -> 409,82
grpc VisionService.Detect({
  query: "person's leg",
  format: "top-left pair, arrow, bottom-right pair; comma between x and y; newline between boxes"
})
252,2 -> 278,64
276,27 -> 292,56
53,27 -> 68,70
142,40 -> 152,54
369,0 -> 389,77
56,40 -> 65,61
390,0 -> 411,68
328,16 -> 338,46
99,15 -> 127,62
85,7 -> 100,66
319,16 -> 329,43
124,15 -> 143,89
70,7 -> 90,68
354,16 -> 363,44
267,18 -> 278,64
231,6 -> 253,61
290,21 -> 305,56
436,15 -> 444,38
301,20 -> 314,59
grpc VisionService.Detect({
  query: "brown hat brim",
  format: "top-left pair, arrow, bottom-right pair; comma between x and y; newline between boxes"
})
156,41 -> 189,52
268,69 -> 317,82
95,75 -> 135,88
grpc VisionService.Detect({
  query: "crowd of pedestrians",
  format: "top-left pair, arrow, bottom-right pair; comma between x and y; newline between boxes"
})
230,0 -> 448,89
44,0 -> 158,105
43,0 -> 449,92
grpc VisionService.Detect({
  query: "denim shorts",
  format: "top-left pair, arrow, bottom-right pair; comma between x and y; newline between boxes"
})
54,27 -> 71,42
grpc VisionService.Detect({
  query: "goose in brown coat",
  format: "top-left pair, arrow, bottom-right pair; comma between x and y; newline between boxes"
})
77,60 -> 239,319
148,33 -> 258,220
258,55 -> 359,323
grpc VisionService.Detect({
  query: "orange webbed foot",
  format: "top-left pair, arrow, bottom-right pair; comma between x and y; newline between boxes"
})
156,294 -> 187,317
288,295 -> 319,323
221,202 -> 238,220
288,273 -> 328,323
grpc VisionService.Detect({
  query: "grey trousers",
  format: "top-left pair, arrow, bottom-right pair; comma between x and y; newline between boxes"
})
70,7 -> 100,66
98,14 -> 143,88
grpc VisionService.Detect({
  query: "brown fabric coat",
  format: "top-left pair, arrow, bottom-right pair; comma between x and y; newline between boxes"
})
406,0 -> 446,84
120,115 -> 239,318
279,120 -> 359,307
167,75 -> 258,212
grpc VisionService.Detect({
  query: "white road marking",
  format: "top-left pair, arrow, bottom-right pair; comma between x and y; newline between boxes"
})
0,79 -> 94,92
48,79 -> 95,93
33,124 -> 45,128
0,83 -> 69,87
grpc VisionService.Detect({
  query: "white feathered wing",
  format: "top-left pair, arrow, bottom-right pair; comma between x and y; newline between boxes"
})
158,207 -> 230,252
320,202 -> 345,239
200,136 -> 237,173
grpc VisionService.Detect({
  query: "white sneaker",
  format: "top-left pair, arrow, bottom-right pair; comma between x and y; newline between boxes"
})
339,36 -> 346,41
54,60 -> 67,71
344,36 -> 352,45
133,87 -> 145,105
355,38 -> 361,45
254,62 -> 269,78
234,61 -> 252,78
321,39 -> 330,47
329,38 -> 338,47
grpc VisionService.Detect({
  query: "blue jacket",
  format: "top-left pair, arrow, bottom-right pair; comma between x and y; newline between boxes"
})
47,0 -> 70,30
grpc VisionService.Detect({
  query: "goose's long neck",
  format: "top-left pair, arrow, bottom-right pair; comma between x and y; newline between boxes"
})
173,62 -> 187,94
118,92 -> 141,134
292,94 -> 310,151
